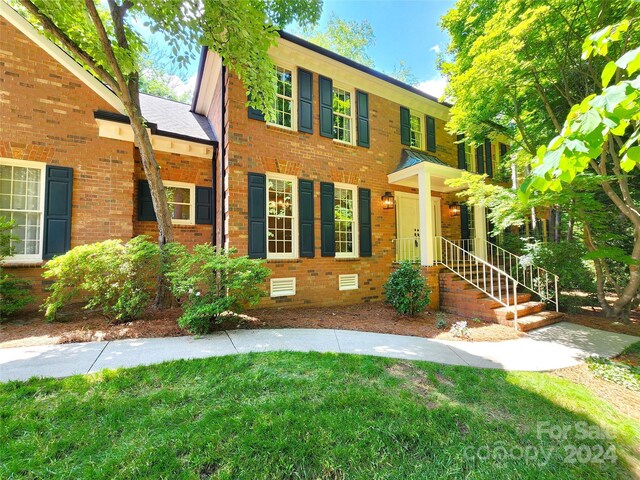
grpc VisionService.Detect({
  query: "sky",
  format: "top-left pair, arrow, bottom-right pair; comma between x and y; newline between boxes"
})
154,0 -> 456,99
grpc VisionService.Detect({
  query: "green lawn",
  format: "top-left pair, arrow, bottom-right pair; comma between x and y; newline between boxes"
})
1,352 -> 639,479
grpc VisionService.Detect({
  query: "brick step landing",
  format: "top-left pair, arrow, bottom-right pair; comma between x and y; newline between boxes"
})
439,271 -> 564,332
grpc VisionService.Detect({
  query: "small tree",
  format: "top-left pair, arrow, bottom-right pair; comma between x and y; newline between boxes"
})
0,217 -> 33,321
384,261 -> 431,315
166,244 -> 270,335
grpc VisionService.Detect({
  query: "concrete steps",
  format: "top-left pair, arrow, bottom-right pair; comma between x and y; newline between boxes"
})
438,270 -> 564,332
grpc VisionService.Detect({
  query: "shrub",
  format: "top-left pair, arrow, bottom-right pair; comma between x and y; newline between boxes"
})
166,244 -> 270,335
435,312 -> 447,330
42,236 -> 160,322
0,217 -> 33,321
383,261 -> 431,315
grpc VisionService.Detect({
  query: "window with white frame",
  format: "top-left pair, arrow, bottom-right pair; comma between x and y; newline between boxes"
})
334,184 -> 358,257
465,142 -> 477,173
410,113 -> 424,150
272,66 -> 294,129
0,159 -> 45,260
267,173 -> 297,259
164,181 -> 195,225
332,86 -> 353,143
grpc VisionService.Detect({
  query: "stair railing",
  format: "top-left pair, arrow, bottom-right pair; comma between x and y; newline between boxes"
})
436,236 -> 519,329
448,238 -> 559,312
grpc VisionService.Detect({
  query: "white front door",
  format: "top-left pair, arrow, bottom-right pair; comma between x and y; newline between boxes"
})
395,193 -> 441,262
396,192 -> 420,262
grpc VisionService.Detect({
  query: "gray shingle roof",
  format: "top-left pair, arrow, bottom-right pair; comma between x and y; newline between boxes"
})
393,149 -> 449,173
139,93 -> 215,143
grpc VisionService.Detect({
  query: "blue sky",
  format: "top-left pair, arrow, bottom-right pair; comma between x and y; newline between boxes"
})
299,0 -> 455,91
152,0 -> 456,98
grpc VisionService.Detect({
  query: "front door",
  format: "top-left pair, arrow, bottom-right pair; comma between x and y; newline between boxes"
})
395,193 -> 441,262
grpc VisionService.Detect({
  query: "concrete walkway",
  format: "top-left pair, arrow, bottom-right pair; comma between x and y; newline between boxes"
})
0,322 -> 638,382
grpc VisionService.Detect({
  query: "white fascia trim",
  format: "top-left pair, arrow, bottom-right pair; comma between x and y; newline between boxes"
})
95,119 -> 214,159
388,162 -> 463,185
271,38 -> 451,122
0,2 -> 125,115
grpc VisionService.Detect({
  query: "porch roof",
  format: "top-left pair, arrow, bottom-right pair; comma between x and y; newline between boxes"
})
393,149 -> 449,173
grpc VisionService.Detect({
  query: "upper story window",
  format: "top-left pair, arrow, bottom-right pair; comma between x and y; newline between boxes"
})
334,183 -> 358,258
332,86 -> 353,144
465,142 -> 477,173
410,114 -> 424,150
164,181 -> 195,225
267,173 -> 297,259
0,159 -> 45,260
273,66 -> 294,129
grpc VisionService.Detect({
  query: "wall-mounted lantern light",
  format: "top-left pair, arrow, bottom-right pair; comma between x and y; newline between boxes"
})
449,202 -> 461,217
381,191 -> 395,209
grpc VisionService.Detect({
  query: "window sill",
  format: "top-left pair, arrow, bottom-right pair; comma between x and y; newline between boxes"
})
267,258 -> 302,264
1,260 -> 45,268
266,123 -> 297,134
332,139 -> 357,148
335,256 -> 360,261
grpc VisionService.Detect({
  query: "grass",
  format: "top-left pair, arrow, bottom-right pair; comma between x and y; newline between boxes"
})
1,352 -> 639,479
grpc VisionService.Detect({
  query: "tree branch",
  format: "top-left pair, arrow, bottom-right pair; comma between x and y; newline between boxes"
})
17,0 -> 119,93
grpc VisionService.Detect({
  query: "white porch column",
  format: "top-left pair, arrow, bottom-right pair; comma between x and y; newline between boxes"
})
418,169 -> 434,266
474,205 -> 487,260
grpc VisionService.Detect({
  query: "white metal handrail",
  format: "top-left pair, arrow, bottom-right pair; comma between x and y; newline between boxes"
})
436,236 -> 520,329
447,238 -> 559,312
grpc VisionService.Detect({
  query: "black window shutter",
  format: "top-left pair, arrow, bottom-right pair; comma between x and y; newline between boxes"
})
298,179 -> 315,257
319,76 -> 333,138
476,146 -> 485,174
298,68 -> 313,133
43,165 -> 73,260
358,188 -> 372,257
484,139 -> 493,177
248,173 -> 267,259
457,134 -> 467,170
356,90 -> 370,148
500,142 -> 508,158
137,180 -> 157,221
247,98 -> 265,122
320,182 -> 335,257
460,204 -> 470,241
195,186 -> 213,225
400,106 -> 411,145
426,115 -> 436,152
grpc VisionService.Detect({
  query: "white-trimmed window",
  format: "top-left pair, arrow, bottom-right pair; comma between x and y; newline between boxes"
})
410,113 -> 424,150
334,183 -> 358,258
271,65 -> 295,129
267,173 -> 297,259
0,158 -> 45,261
164,181 -> 195,225
332,86 -> 353,144
465,142 -> 477,173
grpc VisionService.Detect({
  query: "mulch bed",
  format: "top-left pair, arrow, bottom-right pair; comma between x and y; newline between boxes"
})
565,311 -> 640,337
0,302 -> 524,349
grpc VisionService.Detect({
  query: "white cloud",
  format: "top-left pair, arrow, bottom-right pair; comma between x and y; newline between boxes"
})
172,73 -> 197,97
414,75 -> 448,99
430,44 -> 441,54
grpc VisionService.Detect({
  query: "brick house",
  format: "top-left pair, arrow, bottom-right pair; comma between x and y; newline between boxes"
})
1,4 -> 562,329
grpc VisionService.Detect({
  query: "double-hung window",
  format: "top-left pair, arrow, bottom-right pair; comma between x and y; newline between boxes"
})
267,173 -> 297,259
332,86 -> 353,143
164,181 -> 195,225
272,66 -> 294,129
410,114 -> 424,150
334,183 -> 358,258
0,159 -> 45,261
465,142 -> 477,173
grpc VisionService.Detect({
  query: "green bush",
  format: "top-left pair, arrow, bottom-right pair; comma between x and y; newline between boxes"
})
166,244 -> 270,335
0,217 -> 33,321
42,236 -> 160,322
383,261 -> 431,315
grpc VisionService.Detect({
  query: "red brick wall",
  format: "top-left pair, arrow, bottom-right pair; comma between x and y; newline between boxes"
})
224,72 -> 462,309
133,149 -> 214,248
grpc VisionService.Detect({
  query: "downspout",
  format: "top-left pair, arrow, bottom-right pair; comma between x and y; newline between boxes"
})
211,143 -> 217,246
220,64 -> 227,248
